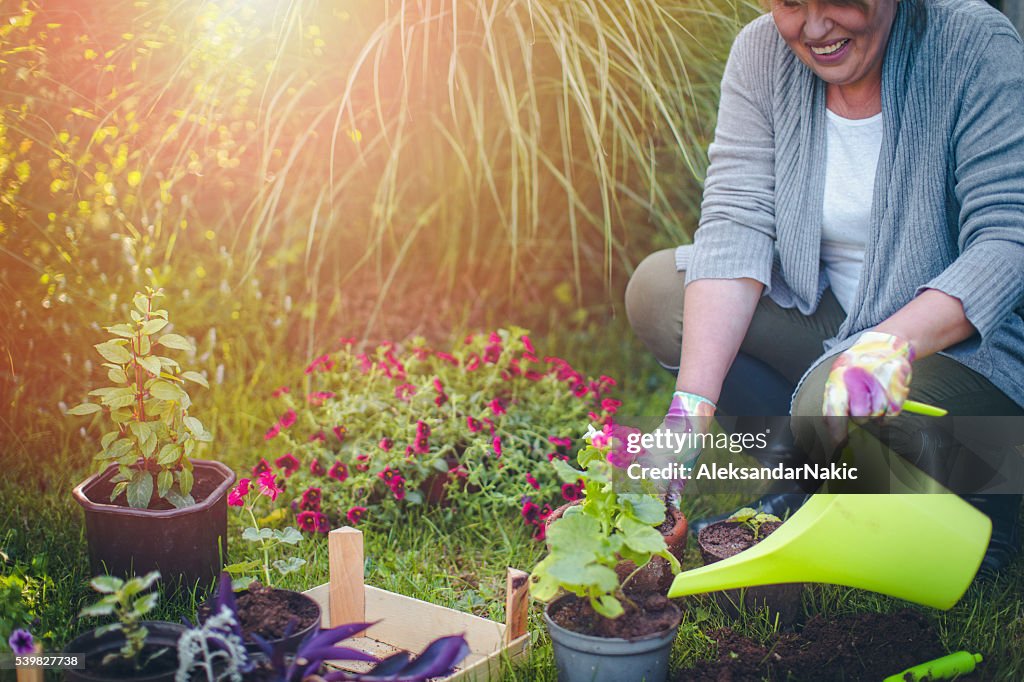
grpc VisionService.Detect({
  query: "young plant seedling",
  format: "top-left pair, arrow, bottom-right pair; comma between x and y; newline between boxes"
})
78,570 -> 166,671
726,507 -> 781,542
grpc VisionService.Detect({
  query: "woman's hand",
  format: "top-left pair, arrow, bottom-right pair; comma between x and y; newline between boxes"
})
822,331 -> 915,418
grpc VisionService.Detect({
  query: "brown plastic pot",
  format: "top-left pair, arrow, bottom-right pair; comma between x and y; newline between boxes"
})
63,621 -> 185,682
547,499 -> 687,593
202,587 -> 322,657
697,520 -> 803,626
72,460 -> 236,591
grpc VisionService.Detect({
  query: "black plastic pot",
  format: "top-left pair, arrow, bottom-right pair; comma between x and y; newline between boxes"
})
697,520 -> 804,626
72,460 -> 236,591
202,586 -> 321,657
64,621 -> 185,682
543,596 -> 681,682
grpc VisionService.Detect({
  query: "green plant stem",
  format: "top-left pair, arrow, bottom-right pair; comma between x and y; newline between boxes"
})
247,506 -> 272,586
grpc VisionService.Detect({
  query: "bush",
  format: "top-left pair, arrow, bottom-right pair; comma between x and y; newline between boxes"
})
249,328 -> 622,538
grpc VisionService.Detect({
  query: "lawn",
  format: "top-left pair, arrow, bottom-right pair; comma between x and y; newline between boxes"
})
2,0 -> 1023,680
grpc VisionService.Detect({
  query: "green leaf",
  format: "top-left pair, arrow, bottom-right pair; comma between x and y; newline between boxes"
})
548,514 -> 605,558
137,355 -> 162,376
126,474 -> 153,509
183,417 -> 203,436
67,402 -> 102,416
164,488 -> 194,509
107,367 -> 128,384
274,527 -> 304,545
156,444 -> 181,466
106,438 -> 135,460
592,595 -> 625,619
149,380 -> 182,401
404,489 -> 424,505
140,335 -> 151,356
141,318 -> 167,335
619,517 -> 669,555
133,292 -> 150,314
157,469 -> 172,497
90,575 -> 124,594
529,561 -> 561,602
543,556 -> 590,585
178,467 -> 194,496
157,334 -> 194,353
272,557 -> 306,576
110,481 -> 129,502
551,458 -> 583,484
181,371 -> 209,388
222,560 -> 261,576
133,592 -> 159,616
101,431 -> 120,449
79,602 -> 115,618
620,495 -> 666,526
95,340 -> 131,364
106,323 -> 136,338
139,431 -> 157,458
583,564 -> 620,593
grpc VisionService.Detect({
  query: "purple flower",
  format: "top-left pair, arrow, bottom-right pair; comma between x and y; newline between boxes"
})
8,629 -> 34,655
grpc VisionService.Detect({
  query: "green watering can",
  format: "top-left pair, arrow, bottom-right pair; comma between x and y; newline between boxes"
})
668,493 -> 991,609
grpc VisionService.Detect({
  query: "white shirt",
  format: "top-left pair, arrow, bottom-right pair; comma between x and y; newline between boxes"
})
820,109 -> 883,313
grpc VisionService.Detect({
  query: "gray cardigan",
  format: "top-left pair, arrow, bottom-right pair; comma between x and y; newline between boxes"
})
675,0 -> 1024,409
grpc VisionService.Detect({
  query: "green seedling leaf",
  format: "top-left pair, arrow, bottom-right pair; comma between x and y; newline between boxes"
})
178,468 -> 194,497
180,371 -> 209,388
149,380 -> 182,401
620,494 -> 666,525
157,333 -> 194,352
68,402 -> 102,416
547,513 -> 605,557
137,355 -> 162,376
223,560 -> 262,576
133,592 -> 159,615
272,557 -> 306,576
156,444 -> 181,466
127,475 -> 153,510
106,323 -> 136,338
95,340 -> 131,364
157,469 -> 172,497
592,595 -> 625,619
90,576 -> 124,594
620,517 -> 669,555
242,527 -> 275,542
140,318 -> 167,335
274,527 -> 304,545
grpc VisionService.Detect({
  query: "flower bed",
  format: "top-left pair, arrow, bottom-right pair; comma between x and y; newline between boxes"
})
251,328 -> 621,538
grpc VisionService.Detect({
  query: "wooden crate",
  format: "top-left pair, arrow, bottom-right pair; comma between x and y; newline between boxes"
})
302,527 -> 531,682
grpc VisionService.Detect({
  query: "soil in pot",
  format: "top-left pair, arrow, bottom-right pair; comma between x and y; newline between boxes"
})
550,593 -> 681,640
697,519 -> 803,625
674,609 -> 963,682
199,583 -> 320,652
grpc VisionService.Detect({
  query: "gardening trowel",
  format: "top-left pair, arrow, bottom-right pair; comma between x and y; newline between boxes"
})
667,493 -> 991,610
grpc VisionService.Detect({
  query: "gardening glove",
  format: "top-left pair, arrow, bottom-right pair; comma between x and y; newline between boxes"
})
822,331 -> 915,440
652,391 -> 716,499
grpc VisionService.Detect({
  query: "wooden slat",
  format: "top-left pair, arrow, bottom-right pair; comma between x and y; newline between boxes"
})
328,526 -> 365,626
504,568 -> 530,645
15,644 -> 44,682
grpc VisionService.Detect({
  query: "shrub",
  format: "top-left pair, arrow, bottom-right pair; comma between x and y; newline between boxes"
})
251,327 -> 621,537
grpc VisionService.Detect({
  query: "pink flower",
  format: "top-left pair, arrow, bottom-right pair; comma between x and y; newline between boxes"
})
304,354 -> 335,374
434,351 -> 459,366
466,416 -> 482,433
487,398 -> 507,416
257,470 -> 282,501
482,417 -> 495,434
378,437 -> 394,451
309,431 -> 327,442
572,383 -> 588,398
299,487 -> 322,512
525,474 -> 540,490
355,453 -> 370,472
307,391 -> 335,406
275,453 -> 300,478
521,498 -> 541,524
279,410 -> 297,428
297,511 -> 320,533
521,335 -> 535,354
549,436 -> 572,449
435,391 -> 448,407
449,464 -> 469,479
338,337 -> 356,346
395,384 -> 417,402
356,353 -> 372,373
328,461 -> 348,482
346,506 -> 367,525
601,398 -> 622,414
252,459 -> 272,476
492,435 -> 503,457
561,481 -> 584,501
228,478 -> 251,506
483,343 -> 501,364
271,386 -> 290,397
264,423 -> 281,441
466,355 -> 481,371
390,477 -> 406,501
525,371 -> 544,381
416,420 -> 431,438
378,467 -> 399,485
532,523 -> 547,542
333,425 -> 347,442
433,378 -> 445,393
310,459 -> 326,476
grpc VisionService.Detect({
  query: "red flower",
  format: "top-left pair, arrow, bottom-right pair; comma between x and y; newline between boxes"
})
432,378 -> 445,393
275,453 -> 300,478
492,435 -> 503,457
521,335 -> 535,354
346,506 -> 367,525
309,431 -> 327,442
524,371 -> 544,381
434,351 -> 459,366
310,459 -> 326,476
416,420 -> 431,438
264,423 -> 281,441
561,481 -> 584,501
228,478 -> 250,506
413,435 -> 430,454
252,458 -> 272,476
378,467 -> 399,485
355,453 -> 370,472
549,436 -> 572,449
483,344 -> 501,364
601,398 -> 622,414
338,337 -> 356,346
305,354 -> 335,374
434,392 -> 448,407
521,498 -> 541,524
394,384 -> 417,402
299,487 -> 322,511
328,461 -> 348,482
487,398 -> 507,416
271,386 -> 290,397
448,464 -> 469,479
297,511 -> 319,533
525,474 -> 540,490
390,477 -> 406,501
466,354 -> 481,371
466,417 -> 482,433
307,391 -> 336,406
572,383 -> 588,398
333,425 -> 347,442
257,470 -> 282,501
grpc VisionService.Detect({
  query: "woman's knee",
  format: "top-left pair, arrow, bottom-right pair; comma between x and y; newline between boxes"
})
625,249 -> 685,368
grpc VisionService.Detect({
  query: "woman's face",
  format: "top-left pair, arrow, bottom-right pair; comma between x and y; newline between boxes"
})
772,0 -> 898,91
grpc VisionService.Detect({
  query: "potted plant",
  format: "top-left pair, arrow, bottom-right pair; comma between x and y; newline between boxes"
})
179,576 -> 470,682
68,288 -> 235,590
207,478 -> 320,656
530,430 -> 683,682
697,507 -> 804,625
64,571 -> 184,682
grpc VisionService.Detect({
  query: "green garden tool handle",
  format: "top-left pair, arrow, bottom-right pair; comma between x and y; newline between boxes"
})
902,400 -> 948,417
882,650 -> 983,681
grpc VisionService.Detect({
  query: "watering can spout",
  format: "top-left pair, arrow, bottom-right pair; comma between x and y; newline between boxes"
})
668,494 -> 990,610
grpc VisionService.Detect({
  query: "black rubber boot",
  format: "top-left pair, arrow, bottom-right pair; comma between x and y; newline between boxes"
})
962,494 -> 1022,577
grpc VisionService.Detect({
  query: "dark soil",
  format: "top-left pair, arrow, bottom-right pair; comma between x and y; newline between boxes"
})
80,645 -> 177,679
232,585 -> 319,642
676,609 -> 981,682
550,593 -> 681,640
699,521 -> 781,562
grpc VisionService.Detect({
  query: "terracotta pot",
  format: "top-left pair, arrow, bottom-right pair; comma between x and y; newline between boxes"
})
547,499 -> 687,593
72,460 -> 235,591
697,520 -> 804,626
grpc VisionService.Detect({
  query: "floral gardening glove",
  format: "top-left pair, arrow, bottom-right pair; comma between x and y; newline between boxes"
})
653,391 -> 716,499
822,331 -> 915,418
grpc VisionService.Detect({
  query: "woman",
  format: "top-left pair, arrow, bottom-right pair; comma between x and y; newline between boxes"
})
626,0 -> 1024,572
